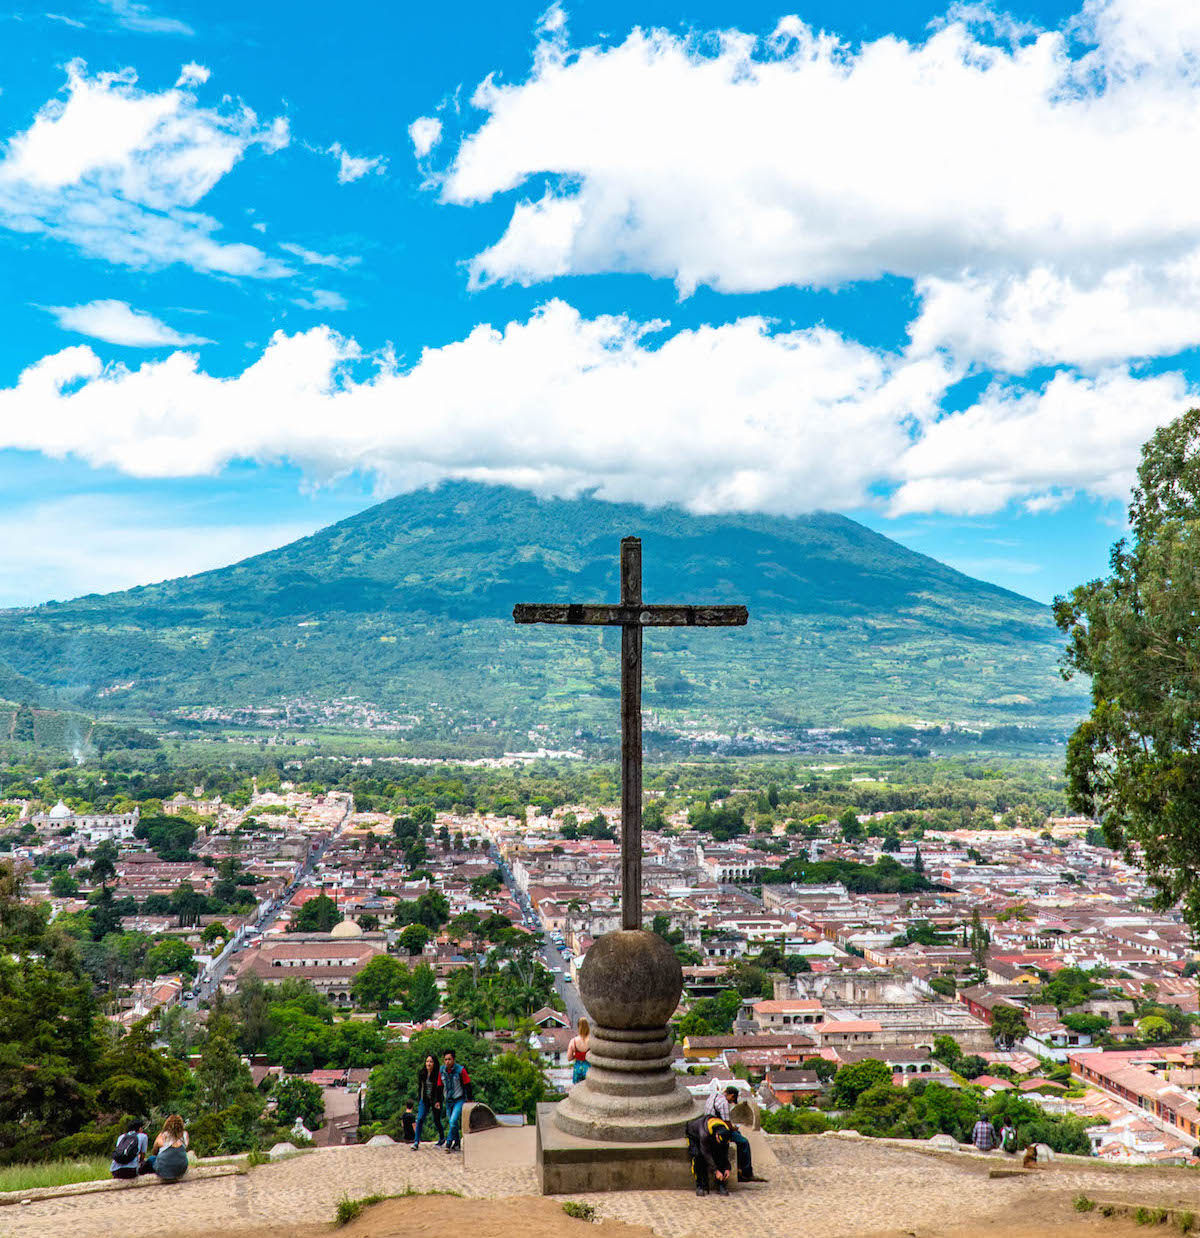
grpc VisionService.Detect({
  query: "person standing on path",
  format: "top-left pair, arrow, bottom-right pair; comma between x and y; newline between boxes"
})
441,1049 -> 472,1152
971,1116 -> 998,1152
412,1054 -> 445,1149
149,1114 -> 190,1182
567,1017 -> 590,1085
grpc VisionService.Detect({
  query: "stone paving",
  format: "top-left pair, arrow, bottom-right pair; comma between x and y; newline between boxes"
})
4,1136 -> 1200,1238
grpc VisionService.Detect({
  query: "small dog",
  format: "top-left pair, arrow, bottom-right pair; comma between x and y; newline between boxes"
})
1022,1146 -> 1038,1169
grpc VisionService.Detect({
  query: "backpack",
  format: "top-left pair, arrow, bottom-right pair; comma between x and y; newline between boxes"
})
114,1132 -> 140,1165
1002,1126 -> 1018,1153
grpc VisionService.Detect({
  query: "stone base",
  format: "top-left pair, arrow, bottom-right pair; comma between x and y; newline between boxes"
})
536,1103 -> 694,1194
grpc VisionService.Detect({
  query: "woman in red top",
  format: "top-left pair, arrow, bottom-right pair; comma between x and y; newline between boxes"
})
567,1017 -> 590,1084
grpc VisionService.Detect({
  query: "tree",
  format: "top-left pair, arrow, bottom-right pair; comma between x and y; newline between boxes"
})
12,702 -> 34,742
394,890 -> 449,930
194,1020 -> 254,1114
88,841 -> 118,887
49,872 -> 79,899
831,1059 -> 892,1109
838,809 -> 862,842
144,938 -> 198,980
991,1005 -> 1029,1050
351,955 -> 410,1012
290,894 -> 343,933
1055,410 -> 1200,929
1137,1015 -> 1173,1042
134,814 -> 198,862
96,1016 -> 185,1115
201,921 -> 230,947
406,962 -> 440,1022
273,1077 -> 324,1128
171,881 -> 206,929
968,908 -> 990,972
397,924 -> 432,956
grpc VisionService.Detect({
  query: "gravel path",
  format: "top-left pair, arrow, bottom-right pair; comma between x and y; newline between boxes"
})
3,1136 -> 1198,1238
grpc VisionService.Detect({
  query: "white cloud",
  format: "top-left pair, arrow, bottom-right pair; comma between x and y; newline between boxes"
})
0,60 -> 291,276
0,495 -> 314,608
0,301 -> 953,511
97,0 -> 193,36
293,289 -> 348,311
278,241 -> 358,269
327,141 -> 385,184
408,116 -> 442,159
4,298 -> 1190,519
432,2 -> 1200,369
45,299 -> 211,347
175,63 -> 209,87
890,368 -> 1194,515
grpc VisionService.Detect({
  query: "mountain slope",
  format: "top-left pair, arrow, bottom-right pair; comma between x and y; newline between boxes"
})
0,483 -> 1084,742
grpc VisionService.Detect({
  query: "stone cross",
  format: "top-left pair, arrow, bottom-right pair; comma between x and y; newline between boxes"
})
513,536 -> 748,931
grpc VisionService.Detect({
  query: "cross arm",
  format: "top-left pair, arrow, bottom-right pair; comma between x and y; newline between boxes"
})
512,602 -> 748,627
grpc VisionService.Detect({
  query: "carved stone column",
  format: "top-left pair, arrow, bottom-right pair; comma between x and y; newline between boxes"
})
554,929 -> 700,1142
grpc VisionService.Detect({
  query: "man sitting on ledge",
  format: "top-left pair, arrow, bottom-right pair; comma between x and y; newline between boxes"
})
704,1085 -> 768,1183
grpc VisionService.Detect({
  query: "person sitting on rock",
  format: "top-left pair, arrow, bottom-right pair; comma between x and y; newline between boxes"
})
149,1114 -> 190,1183
704,1085 -> 767,1182
110,1118 -> 148,1180
686,1113 -> 733,1197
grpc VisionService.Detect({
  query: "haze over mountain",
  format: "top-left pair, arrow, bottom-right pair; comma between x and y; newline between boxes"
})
0,483 -> 1084,748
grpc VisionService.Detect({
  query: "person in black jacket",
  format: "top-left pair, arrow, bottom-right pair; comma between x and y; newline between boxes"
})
685,1114 -> 733,1197
411,1054 -> 445,1149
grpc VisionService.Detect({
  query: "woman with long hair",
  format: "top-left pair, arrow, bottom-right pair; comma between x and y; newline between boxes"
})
150,1114 -> 189,1182
567,1017 -> 590,1085
411,1052 -> 445,1149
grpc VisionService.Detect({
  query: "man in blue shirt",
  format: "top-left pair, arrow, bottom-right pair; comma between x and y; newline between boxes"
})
441,1050 -> 472,1153
110,1119 -> 149,1179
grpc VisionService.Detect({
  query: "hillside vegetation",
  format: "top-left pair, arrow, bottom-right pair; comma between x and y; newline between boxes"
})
0,483 -> 1084,744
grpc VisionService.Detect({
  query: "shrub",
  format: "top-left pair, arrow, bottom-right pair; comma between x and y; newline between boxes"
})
1074,1195 -> 1096,1213
563,1201 -> 598,1221
335,1193 -> 386,1226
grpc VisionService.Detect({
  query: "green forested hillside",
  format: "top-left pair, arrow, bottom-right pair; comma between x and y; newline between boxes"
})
0,483 -> 1084,744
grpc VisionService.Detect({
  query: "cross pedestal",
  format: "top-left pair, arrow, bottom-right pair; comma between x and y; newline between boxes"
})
514,537 -> 747,1173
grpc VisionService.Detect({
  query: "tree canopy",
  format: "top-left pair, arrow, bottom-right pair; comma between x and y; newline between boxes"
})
1056,409 -> 1200,928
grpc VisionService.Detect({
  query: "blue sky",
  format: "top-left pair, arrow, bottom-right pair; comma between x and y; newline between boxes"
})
0,0 -> 1194,606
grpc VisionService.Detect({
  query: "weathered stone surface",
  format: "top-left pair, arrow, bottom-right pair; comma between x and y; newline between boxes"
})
729,1100 -> 760,1131
466,1102 -> 499,1133
267,1142 -> 298,1160
553,929 -> 700,1143
537,1103 -> 694,1194
927,1133 -> 958,1151
577,929 -> 681,1030
364,1135 -> 395,1146
1032,1143 -> 1055,1163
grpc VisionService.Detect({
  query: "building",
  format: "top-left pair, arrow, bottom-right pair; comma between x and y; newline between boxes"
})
29,800 -> 139,843
224,923 -> 386,1002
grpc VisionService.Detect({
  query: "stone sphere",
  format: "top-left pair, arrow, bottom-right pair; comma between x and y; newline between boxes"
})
578,929 -> 683,1030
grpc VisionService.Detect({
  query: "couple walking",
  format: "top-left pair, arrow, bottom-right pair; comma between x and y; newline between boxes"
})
408,1050 -> 471,1152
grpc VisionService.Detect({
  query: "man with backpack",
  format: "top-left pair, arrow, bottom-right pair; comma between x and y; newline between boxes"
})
1000,1119 -> 1019,1155
441,1049 -> 472,1153
110,1118 -> 148,1180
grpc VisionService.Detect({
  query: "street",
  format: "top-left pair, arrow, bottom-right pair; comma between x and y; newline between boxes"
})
191,796 -> 351,1006
490,844 -> 586,1026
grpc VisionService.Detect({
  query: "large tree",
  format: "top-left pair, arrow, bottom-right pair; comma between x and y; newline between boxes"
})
1056,409 -> 1200,928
